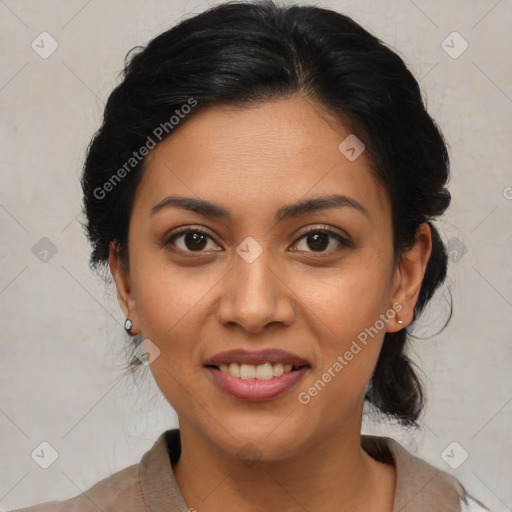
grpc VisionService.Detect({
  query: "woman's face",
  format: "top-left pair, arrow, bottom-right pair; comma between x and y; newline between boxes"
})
111,94 -> 425,461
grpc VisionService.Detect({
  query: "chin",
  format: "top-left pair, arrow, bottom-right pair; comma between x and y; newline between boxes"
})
208,420 -> 309,463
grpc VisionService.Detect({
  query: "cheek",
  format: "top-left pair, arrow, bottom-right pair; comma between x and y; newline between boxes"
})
304,255 -> 392,341
299,254 -> 392,396
129,241 -> 219,338
295,285 -> 389,433
129,261 -> 216,413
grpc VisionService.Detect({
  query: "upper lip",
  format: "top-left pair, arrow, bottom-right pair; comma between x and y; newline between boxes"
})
203,349 -> 310,367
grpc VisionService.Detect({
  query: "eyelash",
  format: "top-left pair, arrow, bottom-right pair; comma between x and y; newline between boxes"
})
163,224 -> 352,256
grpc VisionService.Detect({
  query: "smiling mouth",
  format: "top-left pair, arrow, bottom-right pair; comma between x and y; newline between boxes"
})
205,362 -> 310,380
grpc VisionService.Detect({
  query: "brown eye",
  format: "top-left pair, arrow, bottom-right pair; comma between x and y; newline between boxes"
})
307,232 -> 329,251
165,228 -> 221,253
292,227 -> 351,254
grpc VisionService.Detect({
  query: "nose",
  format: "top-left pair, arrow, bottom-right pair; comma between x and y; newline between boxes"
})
215,250 -> 296,334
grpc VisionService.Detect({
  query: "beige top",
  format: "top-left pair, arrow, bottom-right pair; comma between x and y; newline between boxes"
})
10,429 -> 489,512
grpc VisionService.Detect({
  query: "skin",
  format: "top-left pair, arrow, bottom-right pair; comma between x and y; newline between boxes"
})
110,93 -> 432,512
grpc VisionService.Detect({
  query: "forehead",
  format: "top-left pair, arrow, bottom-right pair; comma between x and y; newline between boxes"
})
135,94 -> 390,222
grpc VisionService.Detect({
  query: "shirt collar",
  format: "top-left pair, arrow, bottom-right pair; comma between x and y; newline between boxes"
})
361,434 -> 466,512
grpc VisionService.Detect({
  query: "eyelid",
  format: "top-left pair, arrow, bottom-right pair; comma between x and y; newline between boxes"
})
163,225 -> 219,246
298,224 -> 350,240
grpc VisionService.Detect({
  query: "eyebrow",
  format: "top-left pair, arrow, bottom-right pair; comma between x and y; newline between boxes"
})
150,193 -> 370,222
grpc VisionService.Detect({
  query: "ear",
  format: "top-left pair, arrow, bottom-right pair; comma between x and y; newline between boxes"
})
387,223 -> 432,332
109,241 -> 140,335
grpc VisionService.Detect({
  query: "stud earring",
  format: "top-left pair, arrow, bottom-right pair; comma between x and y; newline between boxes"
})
124,319 -> 133,334
396,313 -> 403,325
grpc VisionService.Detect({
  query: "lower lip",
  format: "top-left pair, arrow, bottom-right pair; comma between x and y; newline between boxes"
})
205,366 -> 309,401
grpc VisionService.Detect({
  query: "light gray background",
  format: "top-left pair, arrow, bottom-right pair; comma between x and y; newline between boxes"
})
1,0 -> 511,510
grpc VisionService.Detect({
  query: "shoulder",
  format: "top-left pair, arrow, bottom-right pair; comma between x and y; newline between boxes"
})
8,461 -> 143,512
8,430 -> 182,512
361,434 -> 491,512
6,429 -> 182,512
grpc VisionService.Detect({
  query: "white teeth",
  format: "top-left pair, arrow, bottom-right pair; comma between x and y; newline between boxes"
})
256,363 -> 273,380
228,363 -> 240,378
216,362 -> 302,380
272,363 -> 284,377
240,364 -> 256,379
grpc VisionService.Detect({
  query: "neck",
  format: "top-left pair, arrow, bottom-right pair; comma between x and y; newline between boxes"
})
172,412 -> 395,512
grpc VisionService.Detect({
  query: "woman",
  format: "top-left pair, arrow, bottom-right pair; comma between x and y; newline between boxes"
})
11,1 -> 490,510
